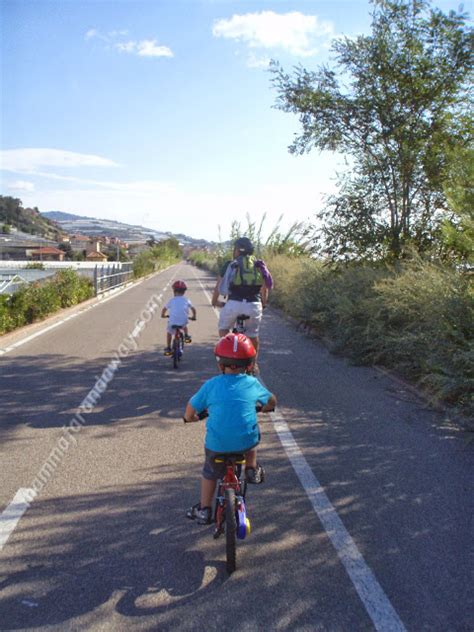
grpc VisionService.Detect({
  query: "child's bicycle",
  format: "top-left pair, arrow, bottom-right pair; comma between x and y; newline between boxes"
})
163,316 -> 196,369
184,405 -> 272,574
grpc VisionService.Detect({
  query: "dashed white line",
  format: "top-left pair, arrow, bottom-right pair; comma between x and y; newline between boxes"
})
0,489 -> 35,551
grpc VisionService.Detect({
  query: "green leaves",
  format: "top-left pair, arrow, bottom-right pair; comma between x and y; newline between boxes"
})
271,0 -> 473,260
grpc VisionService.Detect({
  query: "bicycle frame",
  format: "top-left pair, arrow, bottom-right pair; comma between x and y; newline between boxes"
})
171,325 -> 184,369
213,455 -> 247,535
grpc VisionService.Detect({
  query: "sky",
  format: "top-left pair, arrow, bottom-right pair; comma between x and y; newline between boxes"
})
0,0 -> 465,242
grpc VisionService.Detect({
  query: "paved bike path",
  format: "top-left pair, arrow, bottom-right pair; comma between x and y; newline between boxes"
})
0,263 -> 472,631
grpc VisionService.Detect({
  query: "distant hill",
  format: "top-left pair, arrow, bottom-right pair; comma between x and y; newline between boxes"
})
0,196 -> 60,239
42,210 -> 213,247
43,211 -> 95,222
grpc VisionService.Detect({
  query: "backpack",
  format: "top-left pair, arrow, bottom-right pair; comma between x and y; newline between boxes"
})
231,255 -> 263,287
219,255 -> 273,296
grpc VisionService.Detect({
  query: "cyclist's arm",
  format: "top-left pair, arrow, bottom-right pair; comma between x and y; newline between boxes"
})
211,276 -> 221,307
183,402 -> 200,422
190,306 -> 197,319
161,306 -> 168,318
260,393 -> 277,412
261,284 -> 269,308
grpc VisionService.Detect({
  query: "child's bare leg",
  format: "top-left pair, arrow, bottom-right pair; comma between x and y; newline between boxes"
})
245,448 -> 257,469
184,326 -> 189,336
200,477 -> 216,508
166,332 -> 172,347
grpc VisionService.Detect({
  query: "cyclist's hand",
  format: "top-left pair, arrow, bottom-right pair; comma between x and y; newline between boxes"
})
190,316 -> 197,321
213,300 -> 225,308
183,413 -> 200,423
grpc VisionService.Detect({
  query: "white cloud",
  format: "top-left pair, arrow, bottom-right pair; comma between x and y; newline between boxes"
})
0,149 -> 118,173
86,29 -> 173,58
6,180 -> 35,192
116,39 -> 173,58
246,54 -> 271,69
213,11 -> 333,57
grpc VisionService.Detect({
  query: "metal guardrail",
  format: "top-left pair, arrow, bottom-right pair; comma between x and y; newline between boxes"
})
0,273 -> 28,295
93,263 -> 134,295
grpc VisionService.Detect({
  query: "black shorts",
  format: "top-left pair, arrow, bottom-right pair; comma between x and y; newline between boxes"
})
202,439 -> 260,481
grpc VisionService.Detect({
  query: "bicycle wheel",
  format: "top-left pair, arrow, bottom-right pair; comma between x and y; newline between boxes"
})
172,336 -> 180,369
225,488 -> 237,574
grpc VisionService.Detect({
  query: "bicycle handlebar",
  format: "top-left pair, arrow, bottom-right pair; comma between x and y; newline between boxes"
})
183,405 -> 274,423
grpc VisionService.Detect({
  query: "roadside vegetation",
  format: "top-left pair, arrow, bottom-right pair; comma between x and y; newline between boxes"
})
0,269 -> 94,334
190,0 -> 473,418
132,237 -> 182,278
0,238 -> 182,335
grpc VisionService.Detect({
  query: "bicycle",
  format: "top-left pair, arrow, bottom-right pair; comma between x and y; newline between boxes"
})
184,405 -> 272,574
232,313 -> 250,335
162,316 -> 196,369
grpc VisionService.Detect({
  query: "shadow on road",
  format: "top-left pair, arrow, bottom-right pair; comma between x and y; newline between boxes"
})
0,340 -> 218,445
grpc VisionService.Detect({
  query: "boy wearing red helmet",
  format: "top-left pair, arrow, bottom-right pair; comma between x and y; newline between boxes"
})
161,280 -> 196,355
184,333 -> 277,525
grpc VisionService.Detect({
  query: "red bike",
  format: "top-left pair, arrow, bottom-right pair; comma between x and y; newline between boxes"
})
185,405 -> 272,574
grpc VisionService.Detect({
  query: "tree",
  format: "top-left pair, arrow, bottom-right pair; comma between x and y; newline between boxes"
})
271,0 -> 473,260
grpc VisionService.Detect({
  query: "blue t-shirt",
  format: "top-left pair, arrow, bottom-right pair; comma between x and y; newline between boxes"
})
189,374 -> 272,452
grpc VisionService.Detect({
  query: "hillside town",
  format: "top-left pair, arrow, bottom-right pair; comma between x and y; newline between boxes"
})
0,228 -> 131,262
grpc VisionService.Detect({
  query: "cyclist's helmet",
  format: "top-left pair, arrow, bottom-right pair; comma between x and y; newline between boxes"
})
172,280 -> 187,291
234,237 -> 254,255
214,333 -> 256,368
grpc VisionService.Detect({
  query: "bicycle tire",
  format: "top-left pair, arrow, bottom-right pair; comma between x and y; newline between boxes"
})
172,336 -> 180,369
225,488 -> 237,574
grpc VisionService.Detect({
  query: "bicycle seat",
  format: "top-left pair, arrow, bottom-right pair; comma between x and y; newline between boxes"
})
171,324 -> 183,330
236,314 -> 250,321
213,453 -> 246,465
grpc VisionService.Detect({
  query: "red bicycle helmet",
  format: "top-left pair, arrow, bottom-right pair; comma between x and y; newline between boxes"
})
214,333 -> 256,368
172,280 -> 187,291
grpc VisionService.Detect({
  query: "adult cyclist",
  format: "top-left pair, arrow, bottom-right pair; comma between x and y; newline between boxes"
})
211,236 -> 271,358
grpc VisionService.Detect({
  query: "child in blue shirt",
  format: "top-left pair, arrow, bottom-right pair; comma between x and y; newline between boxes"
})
184,333 -> 277,524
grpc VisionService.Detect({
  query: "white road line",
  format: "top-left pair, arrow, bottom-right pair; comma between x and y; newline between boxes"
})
0,489 -> 35,551
191,269 -> 220,318
194,266 -> 406,632
272,411 -> 406,632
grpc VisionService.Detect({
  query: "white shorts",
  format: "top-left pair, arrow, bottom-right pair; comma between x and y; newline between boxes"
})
218,300 -> 262,338
167,320 -> 188,335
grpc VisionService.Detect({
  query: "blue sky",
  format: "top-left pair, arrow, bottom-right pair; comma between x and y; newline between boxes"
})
0,0 -> 463,241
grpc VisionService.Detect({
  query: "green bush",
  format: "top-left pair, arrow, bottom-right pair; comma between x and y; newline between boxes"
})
0,270 -> 94,335
132,244 -> 181,279
188,250 -> 220,274
52,269 -> 93,307
266,254 -> 473,415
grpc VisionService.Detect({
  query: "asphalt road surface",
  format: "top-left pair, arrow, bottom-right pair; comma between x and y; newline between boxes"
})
0,263 -> 472,632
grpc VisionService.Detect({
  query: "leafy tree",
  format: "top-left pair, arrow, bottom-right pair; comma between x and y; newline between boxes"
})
271,0 -> 473,260
58,242 -> 74,260
2,224 -> 11,234
439,134 -> 474,263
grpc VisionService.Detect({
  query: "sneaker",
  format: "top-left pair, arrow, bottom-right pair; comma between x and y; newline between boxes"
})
164,347 -> 172,356
186,503 -> 212,525
246,464 -> 265,484
184,335 -> 192,344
